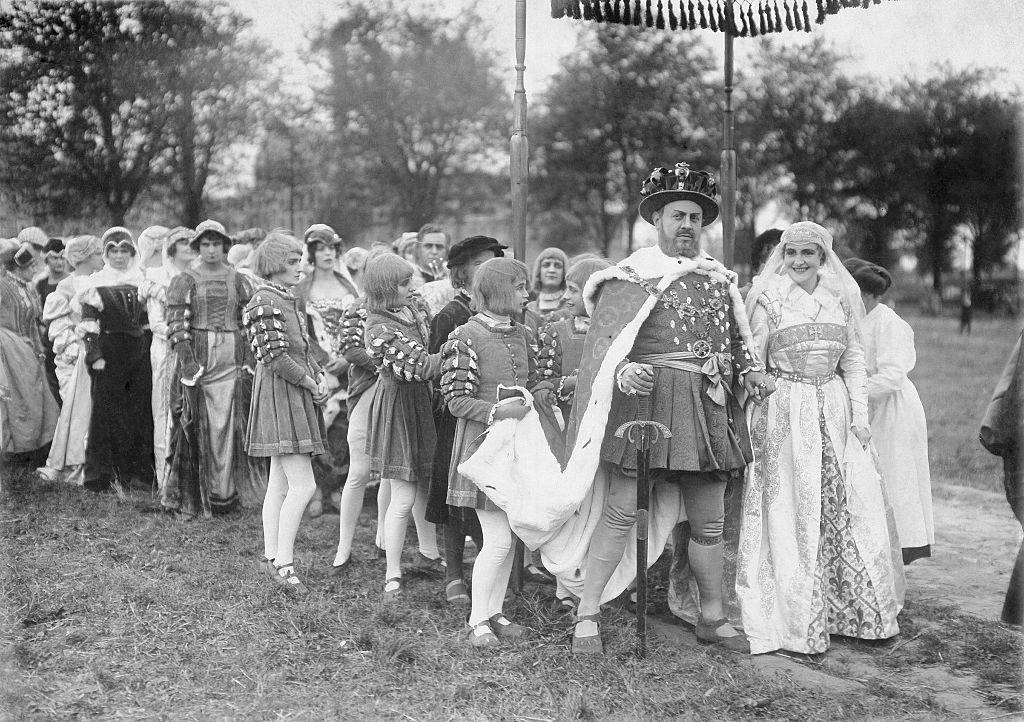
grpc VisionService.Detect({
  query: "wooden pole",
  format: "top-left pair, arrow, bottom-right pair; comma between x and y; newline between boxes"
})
510,0 -> 528,262
720,28 -> 736,268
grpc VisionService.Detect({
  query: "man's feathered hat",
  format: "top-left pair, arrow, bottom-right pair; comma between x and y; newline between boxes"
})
638,162 -> 720,226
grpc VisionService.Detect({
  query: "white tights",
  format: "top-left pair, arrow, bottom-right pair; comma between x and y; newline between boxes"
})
469,508 -> 515,626
262,454 -> 317,567
333,386 -> 390,565
382,478 -> 439,580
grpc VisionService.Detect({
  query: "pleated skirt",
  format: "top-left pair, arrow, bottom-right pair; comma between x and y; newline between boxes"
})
246,366 -> 326,457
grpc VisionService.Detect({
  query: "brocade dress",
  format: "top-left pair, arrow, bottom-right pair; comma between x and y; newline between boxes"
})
736,277 -> 904,655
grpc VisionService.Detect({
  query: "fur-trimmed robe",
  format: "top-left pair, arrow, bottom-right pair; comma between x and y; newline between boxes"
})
537,246 -> 760,604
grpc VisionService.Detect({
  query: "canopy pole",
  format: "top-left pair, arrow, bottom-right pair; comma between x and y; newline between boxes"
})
721,28 -> 736,268
510,0 -> 528,262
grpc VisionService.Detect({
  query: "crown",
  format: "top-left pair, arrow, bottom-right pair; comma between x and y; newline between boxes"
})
640,162 -> 719,200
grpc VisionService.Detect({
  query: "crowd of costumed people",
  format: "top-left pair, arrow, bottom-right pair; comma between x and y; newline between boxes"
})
2,160 -> 1021,652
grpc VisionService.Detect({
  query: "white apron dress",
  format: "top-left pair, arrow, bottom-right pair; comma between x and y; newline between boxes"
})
861,303 -> 934,559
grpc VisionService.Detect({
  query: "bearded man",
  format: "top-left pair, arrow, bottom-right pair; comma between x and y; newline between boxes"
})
563,163 -> 774,654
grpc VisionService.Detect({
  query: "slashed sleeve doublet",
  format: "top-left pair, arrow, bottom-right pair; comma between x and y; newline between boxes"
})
442,326 -> 492,423
165,272 -> 197,362
365,318 -> 441,383
339,302 -> 374,371
243,291 -> 307,387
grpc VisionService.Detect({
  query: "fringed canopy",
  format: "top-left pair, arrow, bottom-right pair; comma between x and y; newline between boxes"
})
550,0 -> 899,37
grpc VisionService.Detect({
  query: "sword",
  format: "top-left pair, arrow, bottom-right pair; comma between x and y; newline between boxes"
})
614,396 -> 671,658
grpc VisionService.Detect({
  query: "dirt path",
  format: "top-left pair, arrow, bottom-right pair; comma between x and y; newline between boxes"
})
651,483 -> 1023,718
907,483 -> 1021,620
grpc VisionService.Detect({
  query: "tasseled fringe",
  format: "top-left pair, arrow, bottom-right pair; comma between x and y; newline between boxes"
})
802,1 -> 811,30
571,0 -> 582,19
758,1 -> 767,33
611,0 -> 622,22
593,0 -> 604,21
773,1 -> 782,31
698,0 -> 707,27
816,0 -> 826,22
747,3 -> 757,35
646,0 -> 655,27
708,1 -> 718,30
655,0 -> 665,28
622,0 -> 631,23
716,1 -> 726,31
668,1 -> 678,29
634,0 -> 643,26
581,0 -> 592,20
784,2 -> 793,29
688,0 -> 697,28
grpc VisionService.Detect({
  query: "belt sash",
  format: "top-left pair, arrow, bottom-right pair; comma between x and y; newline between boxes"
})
632,350 -> 733,406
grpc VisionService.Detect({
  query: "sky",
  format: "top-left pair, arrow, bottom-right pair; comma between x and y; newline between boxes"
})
231,0 -> 1024,98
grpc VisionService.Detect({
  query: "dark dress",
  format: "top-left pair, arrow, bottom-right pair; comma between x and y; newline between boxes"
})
36,276 -> 61,404
79,279 -> 154,487
364,300 -> 439,486
425,293 -> 482,543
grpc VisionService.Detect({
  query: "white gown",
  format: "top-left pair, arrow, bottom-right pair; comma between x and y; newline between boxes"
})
861,303 -> 934,557
736,277 -> 904,655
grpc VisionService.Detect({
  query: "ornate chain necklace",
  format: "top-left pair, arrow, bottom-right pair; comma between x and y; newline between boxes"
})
661,285 -> 725,358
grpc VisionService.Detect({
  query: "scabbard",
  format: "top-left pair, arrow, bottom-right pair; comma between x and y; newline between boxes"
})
635,396 -> 652,658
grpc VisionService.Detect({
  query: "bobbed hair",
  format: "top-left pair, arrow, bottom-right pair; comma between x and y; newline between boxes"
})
363,253 -> 414,311
531,247 -> 568,292
472,257 -> 530,316
252,232 -> 303,279
845,258 -> 892,297
566,257 -> 612,290
751,229 -> 783,273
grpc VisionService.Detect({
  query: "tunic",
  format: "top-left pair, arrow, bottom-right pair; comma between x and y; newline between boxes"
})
537,315 -> 589,423
163,265 -> 265,516
363,299 -> 439,486
442,315 -> 538,511
77,268 -> 154,484
243,282 -> 326,457
861,303 -> 934,560
601,272 -> 756,473
736,277 -> 904,655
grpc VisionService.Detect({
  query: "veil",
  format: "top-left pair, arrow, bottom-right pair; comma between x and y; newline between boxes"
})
745,221 -> 866,331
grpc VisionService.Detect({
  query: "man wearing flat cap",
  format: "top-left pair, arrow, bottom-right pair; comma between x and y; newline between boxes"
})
549,163 -> 774,655
76,227 -> 155,491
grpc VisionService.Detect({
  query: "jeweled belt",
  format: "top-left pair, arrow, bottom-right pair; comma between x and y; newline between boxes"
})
632,350 -> 733,406
768,368 -> 837,386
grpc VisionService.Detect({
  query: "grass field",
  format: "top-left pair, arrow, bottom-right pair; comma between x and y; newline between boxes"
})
908,312 -> 1021,493
1,310 -> 1021,720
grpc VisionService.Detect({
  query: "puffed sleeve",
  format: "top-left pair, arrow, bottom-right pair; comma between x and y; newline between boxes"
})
441,328 -> 494,423
43,281 -> 76,360
243,292 -> 308,387
838,304 -> 869,429
165,273 -> 197,362
339,302 -> 375,371
748,293 -> 775,369
866,313 -> 915,401
365,320 -> 441,383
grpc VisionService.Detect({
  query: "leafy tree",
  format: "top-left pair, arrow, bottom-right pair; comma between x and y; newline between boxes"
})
0,0 -> 272,226
532,27 -> 721,256
316,2 -> 507,231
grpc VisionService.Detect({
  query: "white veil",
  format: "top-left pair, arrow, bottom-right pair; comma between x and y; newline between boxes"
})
745,221 -> 866,329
